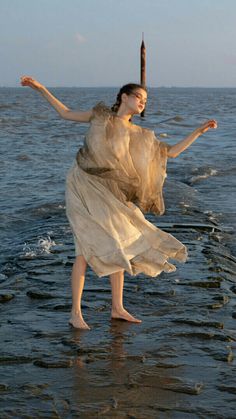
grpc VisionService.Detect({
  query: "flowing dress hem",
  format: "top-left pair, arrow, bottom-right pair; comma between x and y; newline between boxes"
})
85,243 -> 188,278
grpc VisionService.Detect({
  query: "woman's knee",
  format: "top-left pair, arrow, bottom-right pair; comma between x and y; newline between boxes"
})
110,269 -> 124,280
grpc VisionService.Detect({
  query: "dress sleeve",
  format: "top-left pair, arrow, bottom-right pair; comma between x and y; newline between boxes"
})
129,130 -> 170,215
159,139 -> 172,154
90,101 -> 112,122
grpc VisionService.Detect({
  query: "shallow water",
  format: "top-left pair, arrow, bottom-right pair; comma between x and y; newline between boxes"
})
0,87 -> 236,418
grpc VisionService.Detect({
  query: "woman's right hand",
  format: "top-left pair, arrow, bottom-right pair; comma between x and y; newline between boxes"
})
20,76 -> 44,91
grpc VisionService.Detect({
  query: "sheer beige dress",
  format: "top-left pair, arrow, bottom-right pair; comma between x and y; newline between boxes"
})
65,102 -> 188,277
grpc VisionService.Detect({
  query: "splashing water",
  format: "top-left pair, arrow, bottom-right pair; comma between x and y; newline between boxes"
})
189,168 -> 218,184
38,237 -> 56,253
23,236 -> 56,258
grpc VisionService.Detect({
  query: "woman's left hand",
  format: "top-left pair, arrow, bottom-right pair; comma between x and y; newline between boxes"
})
199,119 -> 218,134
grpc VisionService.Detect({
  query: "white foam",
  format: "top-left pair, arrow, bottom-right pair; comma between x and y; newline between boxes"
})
23,235 -> 57,258
24,250 -> 37,258
180,202 -> 190,208
190,169 -> 218,184
38,237 -> 56,254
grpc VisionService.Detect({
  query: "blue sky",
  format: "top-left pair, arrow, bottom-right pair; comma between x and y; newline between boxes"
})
1,0 -> 236,87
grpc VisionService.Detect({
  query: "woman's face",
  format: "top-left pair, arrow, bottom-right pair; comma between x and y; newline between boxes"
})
125,88 -> 147,114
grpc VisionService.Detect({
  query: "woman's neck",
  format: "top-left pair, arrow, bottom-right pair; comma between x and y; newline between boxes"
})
116,104 -> 132,122
115,113 -> 131,124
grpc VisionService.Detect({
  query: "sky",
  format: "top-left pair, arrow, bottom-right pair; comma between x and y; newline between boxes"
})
1,0 -> 236,87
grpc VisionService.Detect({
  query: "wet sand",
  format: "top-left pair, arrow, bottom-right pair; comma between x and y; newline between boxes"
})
1,187 -> 236,418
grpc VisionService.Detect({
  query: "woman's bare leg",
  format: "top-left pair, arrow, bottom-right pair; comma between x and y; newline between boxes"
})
69,255 -> 90,329
110,270 -> 142,323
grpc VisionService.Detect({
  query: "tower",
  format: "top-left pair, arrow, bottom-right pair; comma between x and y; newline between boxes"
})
140,32 -> 146,117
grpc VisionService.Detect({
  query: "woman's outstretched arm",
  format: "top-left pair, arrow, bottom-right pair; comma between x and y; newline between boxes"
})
167,120 -> 217,158
20,76 -> 92,122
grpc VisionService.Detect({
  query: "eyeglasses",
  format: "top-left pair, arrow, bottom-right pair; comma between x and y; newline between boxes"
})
130,92 -> 147,105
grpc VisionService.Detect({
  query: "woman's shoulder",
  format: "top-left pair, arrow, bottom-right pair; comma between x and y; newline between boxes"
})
130,122 -> 154,137
91,101 -> 112,120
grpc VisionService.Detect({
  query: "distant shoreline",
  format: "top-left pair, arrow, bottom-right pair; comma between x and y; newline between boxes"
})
1,86 -> 236,89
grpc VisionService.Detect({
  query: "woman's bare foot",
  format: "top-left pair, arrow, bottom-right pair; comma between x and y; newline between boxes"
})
69,312 -> 90,330
111,308 -> 142,323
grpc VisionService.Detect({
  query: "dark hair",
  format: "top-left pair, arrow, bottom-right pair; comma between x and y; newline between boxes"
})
111,83 -> 147,113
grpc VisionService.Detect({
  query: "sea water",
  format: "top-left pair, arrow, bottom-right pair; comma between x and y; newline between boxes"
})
0,87 -> 236,417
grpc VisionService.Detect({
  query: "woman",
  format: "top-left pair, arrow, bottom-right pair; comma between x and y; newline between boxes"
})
20,76 -> 217,329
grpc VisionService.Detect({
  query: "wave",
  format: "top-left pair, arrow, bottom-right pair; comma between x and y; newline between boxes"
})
0,104 -> 14,110
16,154 -> 31,161
186,168 -> 218,185
22,235 -> 57,258
31,203 -> 66,216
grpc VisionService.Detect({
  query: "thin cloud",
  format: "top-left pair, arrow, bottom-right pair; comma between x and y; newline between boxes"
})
75,33 -> 86,44
224,53 -> 236,65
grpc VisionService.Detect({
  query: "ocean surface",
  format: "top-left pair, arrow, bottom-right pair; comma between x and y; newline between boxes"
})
0,87 -> 236,418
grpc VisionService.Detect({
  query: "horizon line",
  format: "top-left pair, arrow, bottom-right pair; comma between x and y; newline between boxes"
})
1,85 -> 236,89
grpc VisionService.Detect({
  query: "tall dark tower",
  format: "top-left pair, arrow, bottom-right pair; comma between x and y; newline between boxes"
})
140,32 -> 146,117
